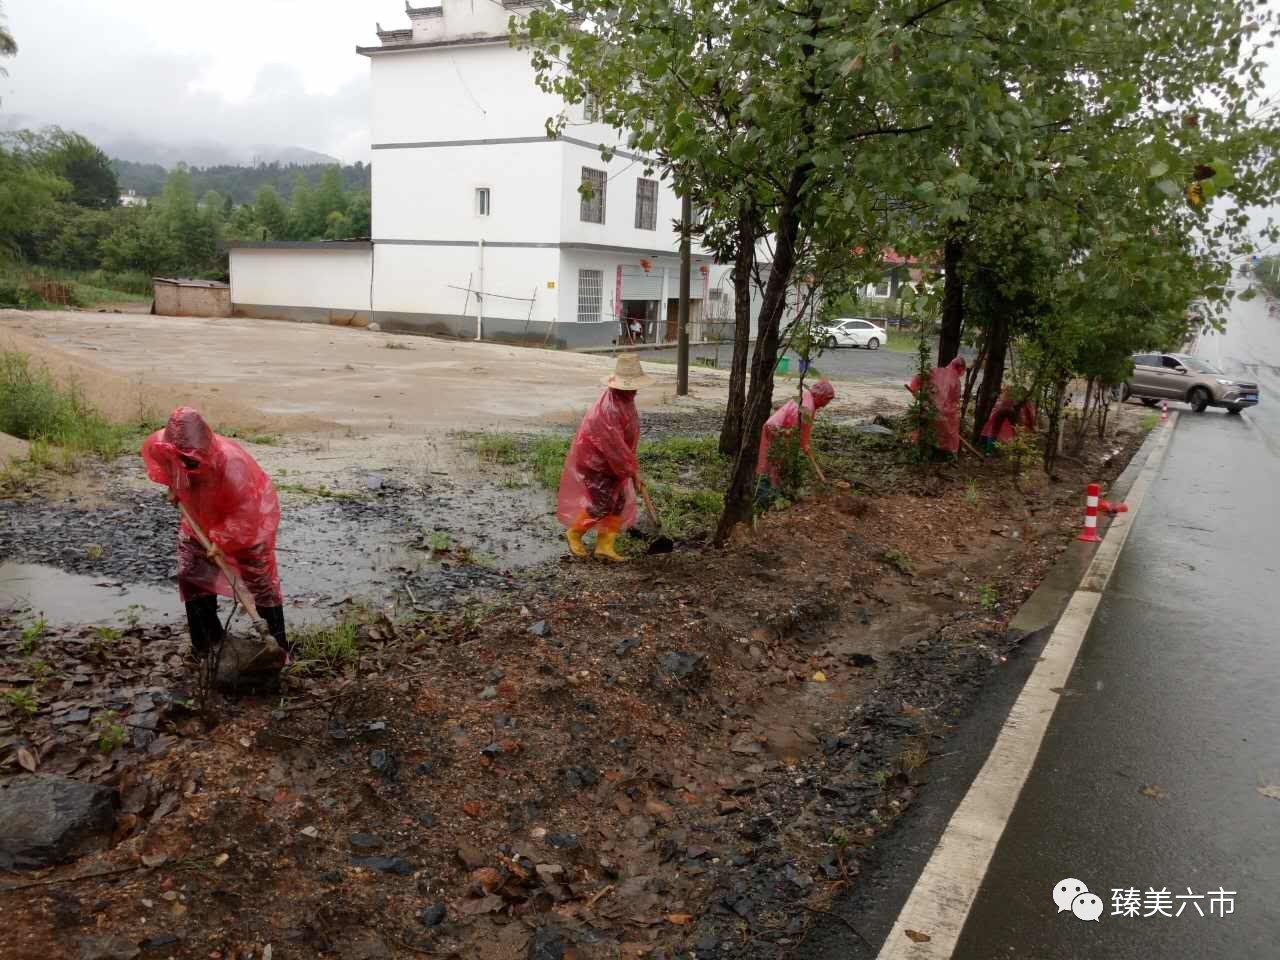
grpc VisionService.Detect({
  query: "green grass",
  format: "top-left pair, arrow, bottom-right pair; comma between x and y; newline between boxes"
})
224,429 -> 283,446
93,711 -> 127,753
1139,412 -> 1159,432
469,431 -> 728,542
977,584 -> 999,610
882,332 -> 917,354
0,268 -> 153,308
19,617 -> 46,655
3,687 -> 40,716
291,616 -> 361,674
0,352 -> 150,462
881,548 -> 915,576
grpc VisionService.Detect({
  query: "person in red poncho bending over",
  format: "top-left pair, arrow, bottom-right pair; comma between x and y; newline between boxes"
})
906,356 -> 966,458
141,407 -> 287,658
756,378 -> 837,501
557,354 -> 653,562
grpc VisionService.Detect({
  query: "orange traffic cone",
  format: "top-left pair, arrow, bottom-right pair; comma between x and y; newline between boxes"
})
1077,483 -> 1102,542
1160,400 -> 1169,422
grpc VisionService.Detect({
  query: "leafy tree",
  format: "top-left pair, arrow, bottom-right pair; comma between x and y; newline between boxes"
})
347,190 -> 371,238
253,185 -> 289,240
0,147 -> 67,263
289,176 -> 323,240
0,2 -> 15,75
199,190 -> 226,223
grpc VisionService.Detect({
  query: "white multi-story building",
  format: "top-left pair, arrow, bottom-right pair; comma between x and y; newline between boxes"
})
228,0 -> 727,349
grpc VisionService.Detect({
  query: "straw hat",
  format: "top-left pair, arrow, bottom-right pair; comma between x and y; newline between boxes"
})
602,352 -> 654,390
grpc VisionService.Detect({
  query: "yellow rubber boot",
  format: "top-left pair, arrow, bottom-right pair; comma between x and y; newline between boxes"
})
594,528 -> 627,562
566,527 -> 589,558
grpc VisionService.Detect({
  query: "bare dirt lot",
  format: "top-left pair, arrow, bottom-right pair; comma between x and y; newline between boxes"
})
1,308 -> 1149,960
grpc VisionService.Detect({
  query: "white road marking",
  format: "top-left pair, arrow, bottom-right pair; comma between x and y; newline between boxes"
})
875,415 -> 1178,959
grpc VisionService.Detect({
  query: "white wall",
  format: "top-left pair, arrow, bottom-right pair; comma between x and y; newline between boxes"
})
559,144 -> 689,254
230,248 -> 372,311
373,141 -> 562,243
374,242 -> 560,326
371,43 -> 564,145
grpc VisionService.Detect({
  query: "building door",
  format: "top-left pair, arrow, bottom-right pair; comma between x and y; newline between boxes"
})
664,299 -> 679,342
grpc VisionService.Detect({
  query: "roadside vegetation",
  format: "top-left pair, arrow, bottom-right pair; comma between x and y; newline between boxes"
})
0,351 -> 152,492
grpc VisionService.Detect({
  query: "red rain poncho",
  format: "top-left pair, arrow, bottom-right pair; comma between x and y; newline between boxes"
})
981,389 -> 1038,444
557,388 -> 640,532
906,357 -> 965,454
756,380 -> 836,482
141,407 -> 282,605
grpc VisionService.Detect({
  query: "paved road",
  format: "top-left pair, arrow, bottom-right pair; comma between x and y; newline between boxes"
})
640,341 -> 919,384
950,285 -> 1280,957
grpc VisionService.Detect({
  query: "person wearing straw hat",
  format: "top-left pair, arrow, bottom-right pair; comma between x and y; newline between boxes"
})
556,353 -> 654,561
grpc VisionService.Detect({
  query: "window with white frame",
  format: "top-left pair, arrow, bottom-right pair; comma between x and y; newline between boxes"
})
634,178 -> 657,230
871,277 -> 891,298
577,269 -> 603,323
580,167 -> 606,223
475,187 -> 490,217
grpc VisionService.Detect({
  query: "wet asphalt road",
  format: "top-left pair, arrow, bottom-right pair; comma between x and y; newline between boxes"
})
641,341 -> 919,384
951,286 -> 1280,957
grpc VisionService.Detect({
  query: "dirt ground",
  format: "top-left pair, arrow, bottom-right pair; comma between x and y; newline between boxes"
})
2,306 -> 1154,960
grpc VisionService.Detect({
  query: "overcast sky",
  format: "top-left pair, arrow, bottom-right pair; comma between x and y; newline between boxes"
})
1,1 -> 414,163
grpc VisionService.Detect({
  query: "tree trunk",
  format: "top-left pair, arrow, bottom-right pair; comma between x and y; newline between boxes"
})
938,233 -> 965,367
971,308 -> 1011,447
719,201 -> 756,456
714,169 -> 808,545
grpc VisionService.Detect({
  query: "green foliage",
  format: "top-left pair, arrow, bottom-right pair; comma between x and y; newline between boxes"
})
903,323 -> 939,465
92,711 -> 126,753
977,584 -> 999,611
426,529 -> 451,552
3,686 -> 39,717
1139,412 -> 1160,432
292,616 -> 361,674
19,616 -> 45,655
0,352 -> 144,461
881,549 -> 915,577
112,158 -> 370,206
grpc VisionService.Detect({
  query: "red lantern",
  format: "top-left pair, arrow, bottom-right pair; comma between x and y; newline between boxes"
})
698,263 -> 709,277
640,258 -> 653,273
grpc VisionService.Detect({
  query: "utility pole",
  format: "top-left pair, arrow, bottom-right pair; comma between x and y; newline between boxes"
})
677,191 -> 692,396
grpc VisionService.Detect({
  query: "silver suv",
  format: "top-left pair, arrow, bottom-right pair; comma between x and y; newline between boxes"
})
1122,352 -> 1258,414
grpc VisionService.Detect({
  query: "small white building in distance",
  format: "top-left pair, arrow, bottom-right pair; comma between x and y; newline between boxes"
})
228,0 -> 731,349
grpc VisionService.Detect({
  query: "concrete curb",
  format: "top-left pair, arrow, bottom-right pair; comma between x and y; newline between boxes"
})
875,413 -> 1179,960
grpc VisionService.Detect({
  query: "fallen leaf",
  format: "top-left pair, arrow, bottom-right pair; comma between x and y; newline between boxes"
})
1139,784 -> 1165,800
811,671 -> 828,683
213,853 -> 229,867
141,853 -> 168,868
1257,784 -> 1280,802
904,929 -> 932,943
462,800 -> 484,818
16,747 -> 38,772
666,913 -> 693,925
471,867 -> 504,894
454,894 -> 504,916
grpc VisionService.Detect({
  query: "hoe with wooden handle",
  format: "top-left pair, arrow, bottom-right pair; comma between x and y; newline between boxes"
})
177,502 -> 285,673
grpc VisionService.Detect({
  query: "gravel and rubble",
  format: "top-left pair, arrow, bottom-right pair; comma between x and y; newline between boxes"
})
1,406 -> 1149,960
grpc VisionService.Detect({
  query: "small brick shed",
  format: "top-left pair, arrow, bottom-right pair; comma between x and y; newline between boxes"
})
152,278 -> 231,318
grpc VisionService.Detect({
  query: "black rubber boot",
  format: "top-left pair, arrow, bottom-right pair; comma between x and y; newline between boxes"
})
185,595 -> 222,657
257,606 -> 288,653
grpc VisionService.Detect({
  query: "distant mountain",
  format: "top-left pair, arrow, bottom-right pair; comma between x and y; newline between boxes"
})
99,135 -> 338,169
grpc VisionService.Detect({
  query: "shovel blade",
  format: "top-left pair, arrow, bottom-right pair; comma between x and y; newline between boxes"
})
646,535 -> 675,555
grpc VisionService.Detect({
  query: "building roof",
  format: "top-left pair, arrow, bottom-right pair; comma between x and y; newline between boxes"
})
225,241 -> 373,251
357,34 -> 509,56
375,24 -> 414,43
405,2 -> 443,16
152,278 -> 230,289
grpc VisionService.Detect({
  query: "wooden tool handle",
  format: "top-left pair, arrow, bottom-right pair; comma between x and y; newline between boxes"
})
634,475 -> 662,530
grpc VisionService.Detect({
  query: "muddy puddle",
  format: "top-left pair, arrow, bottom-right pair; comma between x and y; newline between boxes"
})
1,446 -> 564,627
0,561 -> 178,629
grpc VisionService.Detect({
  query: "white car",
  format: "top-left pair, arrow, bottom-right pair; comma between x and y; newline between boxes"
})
826,317 -> 887,350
